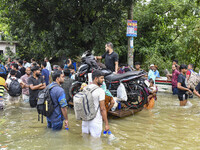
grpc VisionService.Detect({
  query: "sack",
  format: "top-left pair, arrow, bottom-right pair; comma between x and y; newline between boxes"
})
117,83 -> 127,101
187,72 -> 200,90
0,64 -> 6,75
73,85 -> 99,121
8,78 -> 22,97
37,84 -> 57,123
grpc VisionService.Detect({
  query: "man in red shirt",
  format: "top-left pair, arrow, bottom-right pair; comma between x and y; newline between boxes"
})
186,64 -> 194,81
167,65 -> 180,95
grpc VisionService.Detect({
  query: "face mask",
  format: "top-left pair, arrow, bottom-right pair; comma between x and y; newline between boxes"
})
36,73 -> 40,77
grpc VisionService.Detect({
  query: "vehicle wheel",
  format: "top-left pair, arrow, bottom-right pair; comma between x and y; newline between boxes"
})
125,84 -> 147,109
69,82 -> 82,100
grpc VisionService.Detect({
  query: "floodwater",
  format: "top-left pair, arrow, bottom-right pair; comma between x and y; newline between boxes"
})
1,93 -> 200,150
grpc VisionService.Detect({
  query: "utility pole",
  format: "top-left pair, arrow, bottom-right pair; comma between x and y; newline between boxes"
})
127,1 -> 134,67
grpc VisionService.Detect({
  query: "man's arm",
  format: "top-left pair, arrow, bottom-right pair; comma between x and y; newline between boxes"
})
115,61 -> 118,73
61,107 -> 68,127
177,82 -> 192,93
29,84 -> 42,90
100,100 -> 109,131
194,89 -> 200,98
39,83 -> 46,90
95,56 -> 102,60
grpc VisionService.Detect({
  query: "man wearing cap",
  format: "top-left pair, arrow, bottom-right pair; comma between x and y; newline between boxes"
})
148,64 -> 156,82
28,66 -> 46,107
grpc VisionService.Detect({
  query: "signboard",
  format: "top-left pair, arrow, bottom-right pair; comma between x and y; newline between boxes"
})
126,20 -> 137,37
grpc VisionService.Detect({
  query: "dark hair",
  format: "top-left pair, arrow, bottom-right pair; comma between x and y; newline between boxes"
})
173,59 -> 178,64
41,61 -> 47,68
180,64 -> 187,70
31,66 -> 40,72
92,70 -> 104,80
60,64 -> 64,69
32,63 -> 37,67
52,71 -> 62,81
135,62 -> 140,65
149,78 -> 154,84
64,69 -> 70,77
106,42 -> 113,49
18,60 -> 23,66
189,64 -> 194,68
10,69 -> 16,75
12,63 -> 18,70
68,64 -> 75,70
31,58 -> 35,62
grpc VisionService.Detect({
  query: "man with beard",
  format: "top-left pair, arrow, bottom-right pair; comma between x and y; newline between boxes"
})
47,71 -> 68,131
21,67 -> 32,103
28,66 -> 46,107
82,70 -> 109,137
96,42 -> 119,74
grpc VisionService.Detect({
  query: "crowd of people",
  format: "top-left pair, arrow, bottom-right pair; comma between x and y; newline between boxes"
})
1,41 -> 199,138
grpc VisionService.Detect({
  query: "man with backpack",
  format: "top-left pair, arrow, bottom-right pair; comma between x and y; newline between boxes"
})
28,66 -> 46,107
74,70 -> 109,138
5,69 -> 24,104
45,71 -> 68,130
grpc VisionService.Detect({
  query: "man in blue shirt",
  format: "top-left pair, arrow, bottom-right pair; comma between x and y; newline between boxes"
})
47,71 -> 69,131
41,62 -> 50,85
148,64 -> 156,83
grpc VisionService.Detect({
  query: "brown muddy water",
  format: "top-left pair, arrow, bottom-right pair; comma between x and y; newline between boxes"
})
1,93 -> 200,150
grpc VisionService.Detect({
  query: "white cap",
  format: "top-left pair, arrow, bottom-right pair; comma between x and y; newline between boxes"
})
150,64 -> 154,67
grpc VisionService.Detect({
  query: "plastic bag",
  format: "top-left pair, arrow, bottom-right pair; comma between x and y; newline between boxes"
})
117,83 -> 127,101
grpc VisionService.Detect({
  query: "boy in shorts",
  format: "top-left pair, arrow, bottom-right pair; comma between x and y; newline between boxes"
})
177,64 -> 192,106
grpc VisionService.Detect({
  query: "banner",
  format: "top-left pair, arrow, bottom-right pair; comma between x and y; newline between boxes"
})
126,20 -> 137,37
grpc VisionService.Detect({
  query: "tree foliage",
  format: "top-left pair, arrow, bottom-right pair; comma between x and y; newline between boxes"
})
0,0 -> 199,74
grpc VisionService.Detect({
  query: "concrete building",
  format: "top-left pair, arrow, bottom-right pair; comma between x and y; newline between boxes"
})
0,41 -> 17,55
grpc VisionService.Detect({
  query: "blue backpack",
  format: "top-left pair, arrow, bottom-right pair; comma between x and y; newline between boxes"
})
0,64 -> 6,75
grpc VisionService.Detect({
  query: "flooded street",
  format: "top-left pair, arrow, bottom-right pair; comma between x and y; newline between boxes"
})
1,93 -> 200,150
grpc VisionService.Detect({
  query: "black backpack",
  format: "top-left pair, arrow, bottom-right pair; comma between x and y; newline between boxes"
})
37,84 -> 58,123
8,78 -> 22,97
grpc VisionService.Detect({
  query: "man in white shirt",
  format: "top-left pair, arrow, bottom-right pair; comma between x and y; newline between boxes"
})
82,70 -> 109,137
44,57 -> 52,75
5,69 -> 24,104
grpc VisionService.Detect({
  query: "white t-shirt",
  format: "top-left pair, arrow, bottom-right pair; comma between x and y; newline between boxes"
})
6,77 -> 22,87
46,61 -> 52,75
83,84 -> 105,124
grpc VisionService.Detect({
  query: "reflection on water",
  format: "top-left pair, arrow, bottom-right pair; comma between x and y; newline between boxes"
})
1,93 -> 200,149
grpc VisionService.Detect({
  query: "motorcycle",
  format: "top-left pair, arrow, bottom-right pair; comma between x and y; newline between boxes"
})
69,51 -> 148,109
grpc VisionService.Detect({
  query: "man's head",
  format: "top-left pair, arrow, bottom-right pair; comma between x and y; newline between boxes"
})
105,42 -> 113,52
44,57 -> 49,62
18,60 -> 23,67
69,65 -> 75,74
23,59 -> 27,64
173,59 -> 178,65
64,69 -> 71,77
92,70 -> 104,86
59,64 -> 64,71
10,69 -> 16,76
31,58 -> 35,63
12,63 -> 18,70
188,64 -> 194,70
31,66 -> 40,77
149,78 -> 154,86
180,64 -> 187,74
26,67 -> 31,75
52,71 -> 64,84
41,61 -> 47,69
172,64 -> 176,71
149,64 -> 155,70
135,62 -> 141,70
